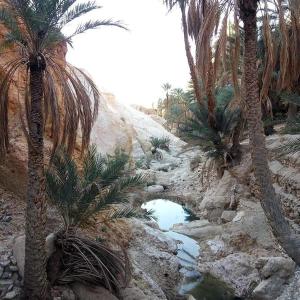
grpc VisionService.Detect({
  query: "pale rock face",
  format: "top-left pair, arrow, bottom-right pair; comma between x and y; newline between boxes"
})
127,219 -> 181,300
90,92 -> 185,157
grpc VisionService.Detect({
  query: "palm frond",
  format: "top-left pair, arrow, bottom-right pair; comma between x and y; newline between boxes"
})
274,137 -> 300,156
46,146 -> 146,229
68,19 -> 126,39
50,233 -> 129,292
59,1 -> 101,27
150,136 -> 171,151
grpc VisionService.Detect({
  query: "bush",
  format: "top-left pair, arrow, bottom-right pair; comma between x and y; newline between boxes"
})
182,102 -> 240,178
46,146 -> 151,229
150,136 -> 171,152
46,146 -> 154,292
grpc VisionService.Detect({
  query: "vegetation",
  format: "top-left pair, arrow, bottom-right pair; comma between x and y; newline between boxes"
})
162,0 -> 300,264
150,136 -> 171,152
183,102 -> 240,177
46,146 -> 151,229
0,0 -> 125,298
46,146 -> 151,292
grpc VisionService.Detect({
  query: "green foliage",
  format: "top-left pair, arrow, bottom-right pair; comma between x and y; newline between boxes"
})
280,92 -> 300,107
150,136 -> 171,151
0,0 -> 126,156
281,117 -> 300,134
274,137 -> 300,156
46,146 -> 149,229
183,103 -> 240,160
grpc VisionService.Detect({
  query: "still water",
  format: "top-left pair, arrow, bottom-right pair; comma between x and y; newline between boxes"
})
142,199 -> 237,300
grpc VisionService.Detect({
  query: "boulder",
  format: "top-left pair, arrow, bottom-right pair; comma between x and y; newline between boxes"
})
256,257 -> 295,279
120,287 -> 152,300
71,283 -> 118,300
13,233 -> 56,278
252,277 -> 285,300
199,252 -> 260,298
199,171 -> 237,221
221,211 -> 236,223
172,220 -> 222,241
146,185 -> 165,193
128,219 -> 180,299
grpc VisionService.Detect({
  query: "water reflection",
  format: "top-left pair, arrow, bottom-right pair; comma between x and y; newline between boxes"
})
142,199 -> 236,300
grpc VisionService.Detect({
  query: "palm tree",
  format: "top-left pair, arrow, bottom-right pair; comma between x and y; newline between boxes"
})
0,1 -> 125,298
162,82 -> 172,114
163,0 -> 202,105
240,0 -> 300,264
170,0 -> 300,263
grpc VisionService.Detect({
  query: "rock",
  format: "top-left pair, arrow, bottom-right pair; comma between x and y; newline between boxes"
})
277,267 -> 300,300
9,257 -> 16,266
3,288 -> 21,299
71,283 -> 118,300
46,233 -> 57,257
3,288 -> 21,300
8,266 -> 18,272
256,257 -> 295,279
146,185 -> 165,193
221,211 -> 236,223
199,171 -> 237,221
62,288 -> 76,300
2,272 -> 12,279
252,277 -> 285,300
0,260 -> 10,268
172,220 -> 222,241
120,287 -> 152,300
0,279 -> 14,286
199,252 -> 260,298
13,233 -> 56,278
1,216 -> 12,223
12,236 -> 25,278
128,219 -> 180,299
206,239 -> 225,254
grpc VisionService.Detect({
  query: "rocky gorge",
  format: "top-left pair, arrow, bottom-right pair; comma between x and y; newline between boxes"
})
1,91 -> 300,299
0,18 -> 299,296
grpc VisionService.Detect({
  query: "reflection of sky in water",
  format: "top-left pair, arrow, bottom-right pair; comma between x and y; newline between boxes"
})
142,199 -> 233,299
142,199 -> 200,266
142,199 -> 190,230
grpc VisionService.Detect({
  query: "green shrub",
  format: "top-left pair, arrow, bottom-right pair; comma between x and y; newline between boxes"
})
46,146 -> 153,229
150,136 -> 171,152
46,146 -> 155,292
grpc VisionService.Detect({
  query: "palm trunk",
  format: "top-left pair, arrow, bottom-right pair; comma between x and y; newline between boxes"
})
240,0 -> 300,264
207,48 -> 216,128
180,2 -> 202,104
24,55 -> 49,299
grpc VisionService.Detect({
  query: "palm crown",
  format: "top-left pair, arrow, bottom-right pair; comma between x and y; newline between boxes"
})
0,0 -> 125,155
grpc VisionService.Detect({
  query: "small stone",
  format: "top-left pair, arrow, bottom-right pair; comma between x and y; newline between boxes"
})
221,210 -> 236,223
7,284 -> 13,292
9,266 -> 18,272
9,257 -> 17,266
0,261 -> 10,268
0,279 -> 14,286
62,288 -> 76,300
3,288 -> 21,299
2,216 -> 12,223
2,272 -> 12,279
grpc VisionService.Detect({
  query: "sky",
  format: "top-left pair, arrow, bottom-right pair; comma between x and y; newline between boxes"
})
66,0 -> 190,108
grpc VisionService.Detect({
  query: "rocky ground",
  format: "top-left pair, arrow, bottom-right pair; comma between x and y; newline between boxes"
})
1,132 -> 300,299
140,133 -> 300,300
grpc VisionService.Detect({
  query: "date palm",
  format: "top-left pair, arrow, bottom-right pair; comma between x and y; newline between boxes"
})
168,0 -> 300,263
0,0 -> 125,298
163,0 -> 203,105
